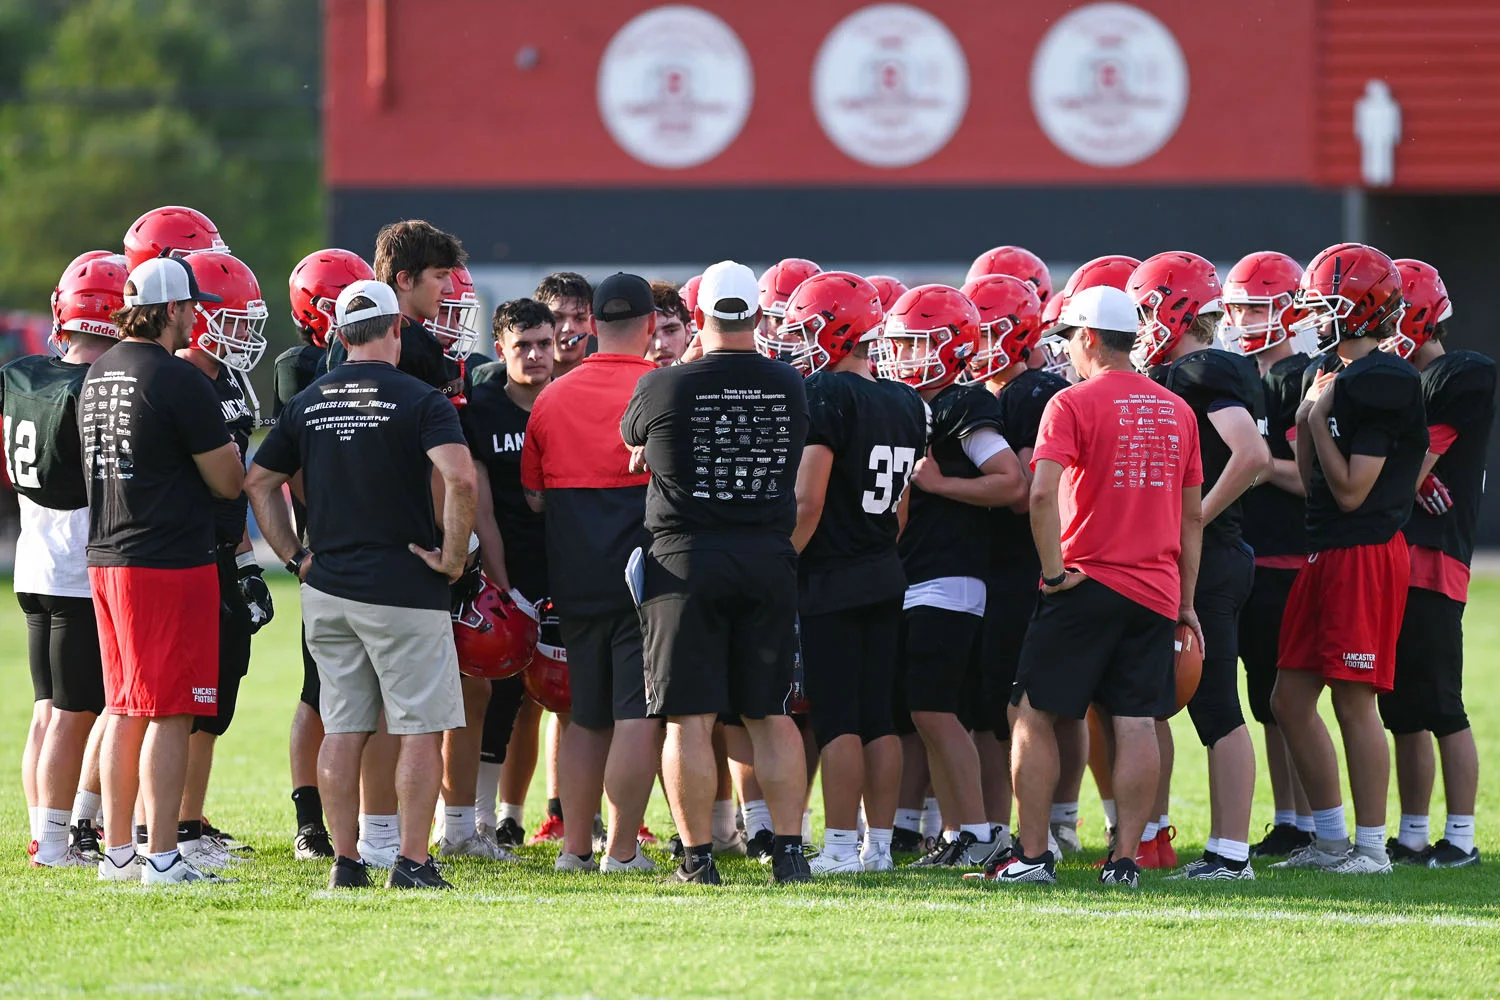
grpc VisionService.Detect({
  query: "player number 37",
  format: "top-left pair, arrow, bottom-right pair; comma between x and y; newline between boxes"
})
3,416 -> 40,490
862,444 -> 917,515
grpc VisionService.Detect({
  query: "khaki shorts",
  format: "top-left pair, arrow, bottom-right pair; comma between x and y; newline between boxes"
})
301,585 -> 464,736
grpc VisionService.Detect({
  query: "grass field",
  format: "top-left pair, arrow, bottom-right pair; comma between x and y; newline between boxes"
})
2,576 -> 1499,998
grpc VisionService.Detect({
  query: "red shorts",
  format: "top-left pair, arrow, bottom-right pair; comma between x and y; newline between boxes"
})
89,564 -> 219,717
1277,534 -> 1409,693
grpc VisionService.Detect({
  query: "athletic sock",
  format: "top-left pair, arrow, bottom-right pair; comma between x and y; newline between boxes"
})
135,823 -> 148,847
1312,806 -> 1347,843
959,822 -> 991,843
1101,799 -> 1118,828
1049,802 -> 1080,825
1273,809 -> 1295,828
1217,839 -> 1250,864
711,799 -> 737,844
1205,836 -> 1220,856
823,828 -> 858,860
802,809 -> 813,843
360,813 -> 400,849
862,827 -> 893,859
685,843 -> 713,872
445,805 -> 477,843
1294,813 -> 1315,833
1158,813 -> 1171,830
71,790 -> 102,829
28,806 -> 40,842
1354,824 -> 1386,858
475,762 -> 502,829
176,819 -> 203,847
1445,815 -> 1476,853
499,802 -> 524,826
546,797 -> 563,821
1398,813 -> 1429,851
147,849 -> 180,872
772,834 -> 803,858
920,798 -> 943,839
34,808 -> 71,864
893,808 -> 921,832
291,786 -> 324,830
743,799 -> 773,838
105,843 -> 136,867
1143,821 -> 1159,843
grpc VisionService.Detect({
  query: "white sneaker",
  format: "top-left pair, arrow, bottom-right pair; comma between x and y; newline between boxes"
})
1050,821 -> 1082,855
1047,829 -> 1061,860
554,851 -> 600,872
32,844 -> 92,868
1329,849 -> 1393,875
600,852 -> 658,873
712,829 -> 747,856
1272,837 -> 1352,870
810,851 -> 863,874
860,849 -> 895,872
179,837 -> 243,870
98,853 -> 142,881
357,839 -> 399,869
141,853 -> 233,885
962,836 -> 1009,868
438,834 -> 519,862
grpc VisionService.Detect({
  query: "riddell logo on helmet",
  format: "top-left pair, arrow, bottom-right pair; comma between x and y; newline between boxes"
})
72,319 -> 117,337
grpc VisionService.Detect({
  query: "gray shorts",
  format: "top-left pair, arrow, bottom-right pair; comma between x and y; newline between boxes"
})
301,585 -> 465,736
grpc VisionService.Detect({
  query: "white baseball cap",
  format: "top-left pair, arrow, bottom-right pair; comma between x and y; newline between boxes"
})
697,260 -> 760,321
335,279 -> 401,327
122,256 -> 222,307
1058,285 -> 1138,335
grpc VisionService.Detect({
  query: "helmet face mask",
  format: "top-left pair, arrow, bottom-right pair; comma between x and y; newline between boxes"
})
1036,334 -> 1076,382
765,316 -> 827,374
1220,296 -> 1289,355
964,317 -> 1017,383
875,328 -> 956,388
1132,289 -> 1175,370
428,294 -> 479,359
194,299 -> 269,371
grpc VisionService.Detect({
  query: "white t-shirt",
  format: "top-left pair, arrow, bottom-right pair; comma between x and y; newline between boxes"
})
13,496 -> 91,598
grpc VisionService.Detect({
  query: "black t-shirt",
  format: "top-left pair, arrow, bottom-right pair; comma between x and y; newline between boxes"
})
899,382 -> 1005,584
621,350 -> 809,551
81,341 -> 231,569
1304,350 -> 1428,551
461,378 -> 549,599
210,365 -> 256,546
326,315 -> 464,399
254,359 -> 467,610
1152,348 -> 1264,551
468,359 -> 506,388
1404,350 -> 1496,565
0,355 -> 90,510
1241,352 -> 1316,558
272,342 -> 327,418
799,371 -> 929,614
989,367 -> 1068,571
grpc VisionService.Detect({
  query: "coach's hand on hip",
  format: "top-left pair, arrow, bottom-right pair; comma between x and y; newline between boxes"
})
410,542 -> 465,582
1041,568 -> 1087,596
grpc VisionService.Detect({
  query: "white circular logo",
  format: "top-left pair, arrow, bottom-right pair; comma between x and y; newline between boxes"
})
1030,2 -> 1188,168
812,4 -> 969,168
597,6 -> 753,170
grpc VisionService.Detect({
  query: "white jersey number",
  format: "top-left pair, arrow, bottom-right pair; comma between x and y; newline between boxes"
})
862,444 -> 917,514
4,416 -> 40,490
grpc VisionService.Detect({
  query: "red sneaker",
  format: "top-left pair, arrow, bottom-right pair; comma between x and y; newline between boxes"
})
1136,833 -> 1161,869
1153,826 -> 1178,869
528,815 -> 565,845
637,825 -> 659,845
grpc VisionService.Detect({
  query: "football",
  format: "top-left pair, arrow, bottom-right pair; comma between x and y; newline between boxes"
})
1173,623 -> 1204,713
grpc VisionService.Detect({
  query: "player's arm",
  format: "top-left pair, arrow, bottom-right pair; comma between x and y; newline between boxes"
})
792,444 -> 833,554
913,433 -> 1027,507
895,485 -> 910,539
411,442 -> 477,581
1178,483 -> 1206,652
1294,370 -> 1336,494
1265,446 -> 1305,497
1007,445 -> 1037,513
193,442 -> 246,500
1203,405 -> 1271,524
472,462 -> 511,590
1029,458 -> 1067,581
245,462 -> 307,579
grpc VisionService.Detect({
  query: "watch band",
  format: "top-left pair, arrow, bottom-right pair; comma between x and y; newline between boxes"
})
1042,571 -> 1068,587
285,547 -> 310,576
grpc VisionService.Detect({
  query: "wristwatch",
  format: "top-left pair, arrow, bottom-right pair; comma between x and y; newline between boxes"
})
1042,570 -> 1068,588
285,547 -> 310,576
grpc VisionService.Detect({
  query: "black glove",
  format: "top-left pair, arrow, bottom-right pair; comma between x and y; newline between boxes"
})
451,556 -> 483,611
238,563 -> 274,634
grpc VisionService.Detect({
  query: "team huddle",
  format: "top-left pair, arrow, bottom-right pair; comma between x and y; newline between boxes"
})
6,205 -> 1491,890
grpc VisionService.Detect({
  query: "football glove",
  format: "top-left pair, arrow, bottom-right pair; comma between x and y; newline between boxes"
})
238,562 -> 274,634
1417,473 -> 1453,517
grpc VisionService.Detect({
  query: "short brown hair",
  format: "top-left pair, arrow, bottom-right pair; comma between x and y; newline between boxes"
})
1187,313 -> 1218,346
374,220 -> 466,286
650,281 -> 690,326
493,298 -> 555,339
533,272 -> 592,307
109,303 -> 171,340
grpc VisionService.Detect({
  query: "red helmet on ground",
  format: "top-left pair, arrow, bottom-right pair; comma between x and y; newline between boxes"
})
774,271 -> 885,375
289,249 -> 376,348
1382,259 -> 1451,360
965,246 -> 1053,304
960,274 -> 1043,382
1127,251 -> 1224,368
52,253 -> 129,352
522,598 -> 571,713
426,265 -> 480,360
1292,243 -> 1404,353
866,275 -> 909,313
123,206 -> 227,269
452,579 -> 539,680
185,252 -> 268,371
758,258 -> 822,320
680,274 -> 702,333
1221,251 -> 1307,356
875,285 -> 981,391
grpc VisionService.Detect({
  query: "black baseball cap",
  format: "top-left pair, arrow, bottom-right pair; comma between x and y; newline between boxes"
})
592,272 -> 654,322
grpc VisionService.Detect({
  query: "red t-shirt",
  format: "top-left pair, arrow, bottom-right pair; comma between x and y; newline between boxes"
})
1032,370 -> 1204,620
521,353 -> 656,491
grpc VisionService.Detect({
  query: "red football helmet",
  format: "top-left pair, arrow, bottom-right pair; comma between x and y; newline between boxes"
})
522,598 -> 571,713
680,274 -> 702,332
960,274 -> 1043,382
774,271 -> 885,375
123,206 -> 227,269
1292,243 -> 1404,352
875,285 -> 981,391
1382,259 -> 1451,360
1127,251 -> 1225,368
51,252 -> 129,351
866,274 -> 909,313
185,252 -> 268,371
452,579 -> 539,680
758,258 -> 822,324
426,265 -> 480,360
1038,255 -> 1141,379
965,246 -> 1053,304
1221,251 -> 1307,356
289,249 -> 375,348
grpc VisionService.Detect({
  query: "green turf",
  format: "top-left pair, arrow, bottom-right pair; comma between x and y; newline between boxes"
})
2,576 -> 1499,998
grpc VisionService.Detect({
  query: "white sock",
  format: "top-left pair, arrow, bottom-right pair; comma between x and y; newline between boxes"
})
1354,824 -> 1385,856
856,804 -> 867,841
499,802 -> 524,826
1312,806 -> 1347,843
862,827 -> 892,858
445,805 -> 476,843
1217,839 -> 1250,863
1143,821 -> 1159,843
34,809 -> 71,864
1295,813 -> 1315,833
920,798 -> 942,839
1158,813 -> 1170,830
894,807 -> 921,831
475,763 -> 502,829
28,806 -> 39,841
1205,836 -> 1220,856
1398,813 -> 1429,851
105,843 -> 136,867
147,849 -> 180,872
801,809 -> 813,843
823,828 -> 858,860
360,813 -> 400,848
743,800 -> 772,838
712,800 -> 737,843
1273,809 -> 1295,828
1445,814 -> 1476,853
71,790 -> 101,828
1101,799 -> 1118,828
1049,802 -> 1079,825
959,822 -> 991,843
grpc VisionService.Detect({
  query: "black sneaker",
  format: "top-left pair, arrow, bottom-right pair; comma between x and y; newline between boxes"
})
1426,839 -> 1480,869
493,818 -> 525,849
329,855 -> 372,889
891,825 -> 923,853
671,858 -> 722,884
1099,855 -> 1141,888
1183,856 -> 1254,880
1250,823 -> 1313,858
910,831 -> 979,868
746,829 -> 775,864
667,834 -> 685,859
1386,837 -> 1432,865
772,845 -> 813,884
387,854 -> 453,889
294,823 -> 335,861
70,820 -> 103,863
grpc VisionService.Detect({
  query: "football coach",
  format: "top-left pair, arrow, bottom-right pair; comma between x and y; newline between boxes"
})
246,279 -> 475,891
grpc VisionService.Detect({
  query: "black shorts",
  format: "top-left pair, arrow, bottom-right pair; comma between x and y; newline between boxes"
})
801,598 -> 902,748
560,609 -> 647,730
1184,542 -> 1253,747
975,571 -> 1038,739
641,545 -> 797,720
1380,586 -> 1468,738
480,675 -> 528,763
1012,578 -> 1175,720
1239,566 -> 1298,726
194,555 -> 254,737
299,626 -> 320,709
900,605 -> 983,718
17,592 -> 104,714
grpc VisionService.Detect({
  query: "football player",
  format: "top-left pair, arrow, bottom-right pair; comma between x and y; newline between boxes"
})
1378,260 -> 1493,868
647,282 -> 692,366
1271,243 -> 1428,875
876,285 -> 1026,869
535,272 -> 594,379
1130,252 -> 1269,879
1036,256 -> 1140,383
1221,251 -> 1320,857
9,253 -> 126,866
757,258 -> 821,346
783,273 -> 928,873
965,246 -> 1053,306
123,206 -> 227,269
